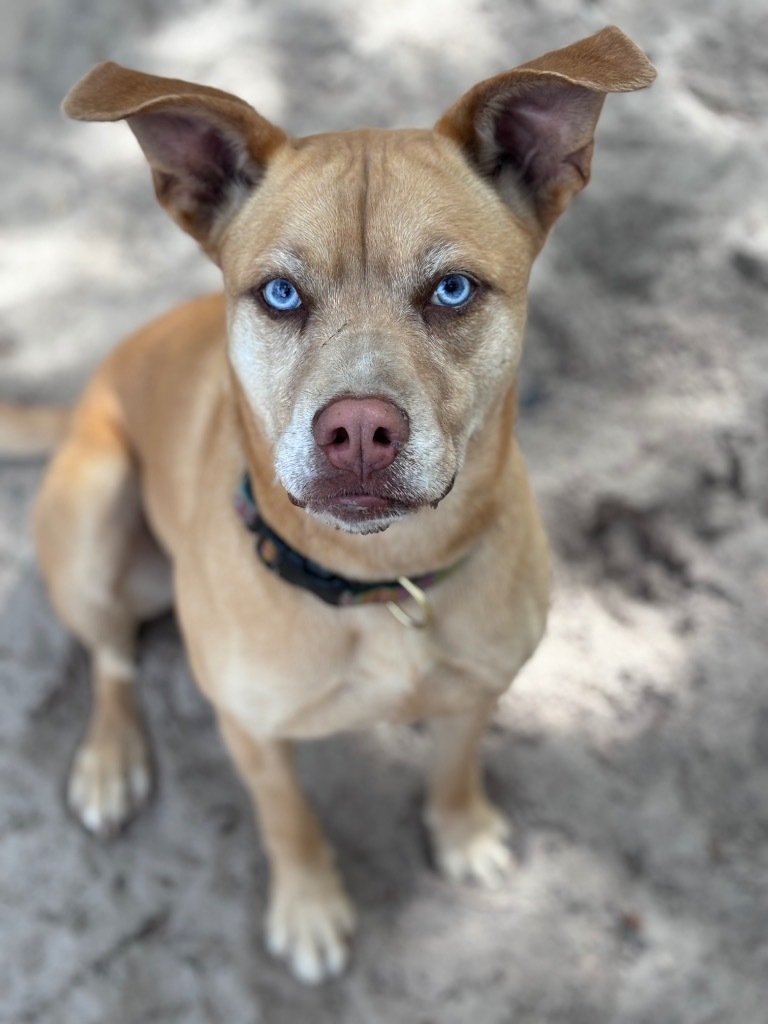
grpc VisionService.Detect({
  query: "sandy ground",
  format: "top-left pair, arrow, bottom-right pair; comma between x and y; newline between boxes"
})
2,1 -> 768,1021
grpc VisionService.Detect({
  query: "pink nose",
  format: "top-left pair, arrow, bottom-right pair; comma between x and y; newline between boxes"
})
313,397 -> 409,477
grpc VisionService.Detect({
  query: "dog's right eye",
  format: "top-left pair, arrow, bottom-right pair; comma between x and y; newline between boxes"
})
262,278 -> 302,311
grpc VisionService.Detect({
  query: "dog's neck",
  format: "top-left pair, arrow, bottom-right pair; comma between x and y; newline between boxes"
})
230,372 -> 522,582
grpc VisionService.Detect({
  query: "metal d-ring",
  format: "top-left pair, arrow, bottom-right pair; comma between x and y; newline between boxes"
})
386,575 -> 433,628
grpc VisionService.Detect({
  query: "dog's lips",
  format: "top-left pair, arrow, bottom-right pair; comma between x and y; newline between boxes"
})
305,492 -> 413,522
286,474 -> 456,524
333,494 -> 398,512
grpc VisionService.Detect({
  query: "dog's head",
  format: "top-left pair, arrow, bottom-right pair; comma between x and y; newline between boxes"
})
64,29 -> 654,534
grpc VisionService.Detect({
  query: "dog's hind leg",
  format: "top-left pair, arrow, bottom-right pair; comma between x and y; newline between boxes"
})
424,697 -> 513,888
35,385 -> 169,836
216,712 -> 356,984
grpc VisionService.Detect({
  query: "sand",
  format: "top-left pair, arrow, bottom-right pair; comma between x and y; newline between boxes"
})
1,1 -> 767,1021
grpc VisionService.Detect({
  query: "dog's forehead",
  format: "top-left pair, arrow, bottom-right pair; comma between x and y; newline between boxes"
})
223,127 -> 533,288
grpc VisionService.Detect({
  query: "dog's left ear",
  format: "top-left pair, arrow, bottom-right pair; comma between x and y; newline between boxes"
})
63,62 -> 287,257
436,26 -> 656,235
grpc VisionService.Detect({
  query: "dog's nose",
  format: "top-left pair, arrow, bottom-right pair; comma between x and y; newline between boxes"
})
313,397 -> 409,477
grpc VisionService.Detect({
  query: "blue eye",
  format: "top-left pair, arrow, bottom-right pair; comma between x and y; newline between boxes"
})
431,273 -> 474,308
263,278 -> 302,311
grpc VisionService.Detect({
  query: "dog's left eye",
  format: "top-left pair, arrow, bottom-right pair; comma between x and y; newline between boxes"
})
430,274 -> 475,308
262,278 -> 302,311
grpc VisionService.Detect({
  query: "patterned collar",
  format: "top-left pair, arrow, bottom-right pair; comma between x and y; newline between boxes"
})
234,472 -> 458,627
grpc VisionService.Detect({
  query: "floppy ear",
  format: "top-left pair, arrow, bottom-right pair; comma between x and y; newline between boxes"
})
436,26 -> 656,234
63,62 -> 287,257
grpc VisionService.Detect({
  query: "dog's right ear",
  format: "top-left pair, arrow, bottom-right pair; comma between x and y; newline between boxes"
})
63,62 -> 287,257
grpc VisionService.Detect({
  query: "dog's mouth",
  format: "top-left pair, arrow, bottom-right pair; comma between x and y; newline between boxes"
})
289,490 -> 414,524
288,477 -> 455,531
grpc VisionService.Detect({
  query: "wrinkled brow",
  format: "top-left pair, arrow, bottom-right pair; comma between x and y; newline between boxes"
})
420,240 -> 467,278
251,247 -> 309,283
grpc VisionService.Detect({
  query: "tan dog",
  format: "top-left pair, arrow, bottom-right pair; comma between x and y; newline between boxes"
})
24,28 -> 654,983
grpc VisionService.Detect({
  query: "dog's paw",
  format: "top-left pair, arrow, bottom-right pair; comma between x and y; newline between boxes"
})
265,864 -> 356,984
67,713 -> 152,837
425,800 -> 513,888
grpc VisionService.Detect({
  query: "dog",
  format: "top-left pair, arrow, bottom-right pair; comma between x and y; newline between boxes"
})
12,27 -> 654,983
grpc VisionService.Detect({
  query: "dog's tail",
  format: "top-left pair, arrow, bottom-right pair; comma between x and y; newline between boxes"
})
0,402 -> 71,459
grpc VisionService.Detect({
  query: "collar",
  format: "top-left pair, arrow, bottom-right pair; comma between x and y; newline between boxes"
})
234,472 -> 458,627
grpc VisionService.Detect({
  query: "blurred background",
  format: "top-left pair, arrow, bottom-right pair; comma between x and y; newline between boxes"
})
1,1 -> 767,1021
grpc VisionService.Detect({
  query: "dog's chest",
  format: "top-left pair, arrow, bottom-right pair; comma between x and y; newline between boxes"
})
215,610 -> 508,740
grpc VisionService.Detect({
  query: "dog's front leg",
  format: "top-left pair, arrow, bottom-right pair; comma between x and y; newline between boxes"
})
425,697 -> 512,888
217,712 -> 355,983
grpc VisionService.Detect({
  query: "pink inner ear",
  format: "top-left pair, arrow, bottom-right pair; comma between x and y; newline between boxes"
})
493,83 -> 601,191
130,111 -> 246,191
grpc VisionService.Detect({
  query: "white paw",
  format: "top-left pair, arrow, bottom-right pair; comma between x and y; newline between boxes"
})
265,865 -> 356,984
67,717 -> 152,837
426,801 -> 513,888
